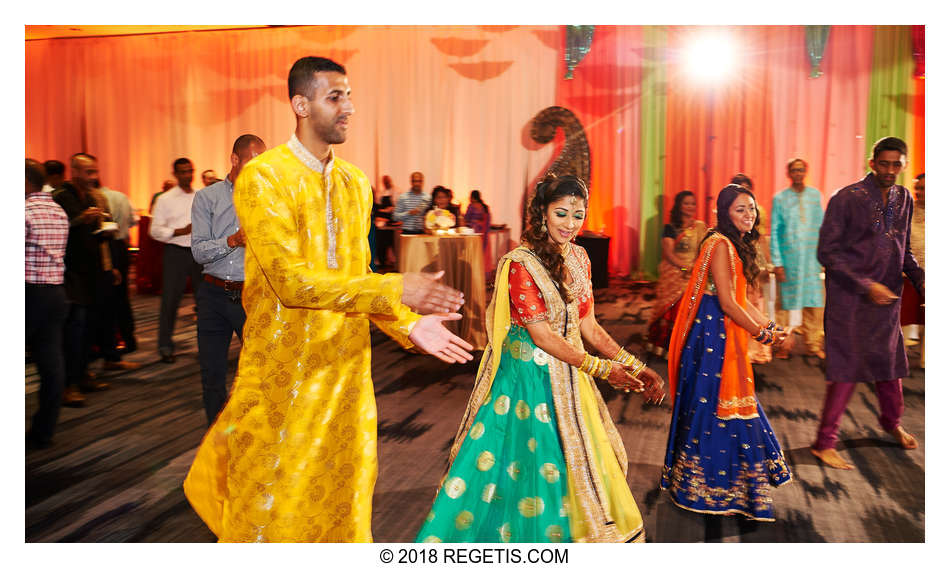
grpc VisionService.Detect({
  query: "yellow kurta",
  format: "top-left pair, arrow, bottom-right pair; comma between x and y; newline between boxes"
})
183,136 -> 421,542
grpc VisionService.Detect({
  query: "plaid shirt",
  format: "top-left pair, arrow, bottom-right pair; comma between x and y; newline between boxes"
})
25,192 -> 69,284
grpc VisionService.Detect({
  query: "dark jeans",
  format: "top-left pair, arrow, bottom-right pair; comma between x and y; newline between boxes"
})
64,302 -> 90,387
158,245 -> 202,356
93,270 -> 121,362
27,284 -> 68,443
196,279 -> 246,424
113,241 -> 137,350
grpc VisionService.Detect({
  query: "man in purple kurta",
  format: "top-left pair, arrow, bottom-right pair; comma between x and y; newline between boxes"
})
811,137 -> 924,469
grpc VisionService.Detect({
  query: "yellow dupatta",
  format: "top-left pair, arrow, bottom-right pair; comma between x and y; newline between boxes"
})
667,233 -> 758,420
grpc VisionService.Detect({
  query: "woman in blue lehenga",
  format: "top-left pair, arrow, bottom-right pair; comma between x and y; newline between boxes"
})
661,185 -> 793,521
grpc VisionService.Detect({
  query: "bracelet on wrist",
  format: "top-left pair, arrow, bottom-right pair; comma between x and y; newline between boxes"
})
754,326 -> 774,345
580,353 -> 612,380
613,347 -> 647,377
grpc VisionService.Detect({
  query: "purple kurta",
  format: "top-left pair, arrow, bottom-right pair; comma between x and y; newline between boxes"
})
818,173 -> 924,383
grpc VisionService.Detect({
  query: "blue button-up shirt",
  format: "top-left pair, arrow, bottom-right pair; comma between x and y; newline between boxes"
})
191,177 -> 244,281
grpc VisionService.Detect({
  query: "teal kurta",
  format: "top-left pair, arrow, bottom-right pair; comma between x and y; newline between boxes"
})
770,186 -> 824,310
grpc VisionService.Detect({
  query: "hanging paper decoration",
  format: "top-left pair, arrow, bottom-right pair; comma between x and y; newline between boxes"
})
564,25 -> 595,79
805,25 -> 831,78
911,25 -> 924,78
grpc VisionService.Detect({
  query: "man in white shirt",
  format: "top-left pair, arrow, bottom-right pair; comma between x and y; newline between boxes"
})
149,157 -> 203,363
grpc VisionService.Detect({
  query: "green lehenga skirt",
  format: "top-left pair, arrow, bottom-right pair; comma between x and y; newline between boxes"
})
415,325 -> 573,543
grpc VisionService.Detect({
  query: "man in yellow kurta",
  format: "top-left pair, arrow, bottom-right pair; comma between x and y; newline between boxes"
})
184,56 -> 474,542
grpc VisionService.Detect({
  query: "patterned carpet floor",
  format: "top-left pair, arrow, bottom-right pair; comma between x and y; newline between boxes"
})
25,276 -> 925,542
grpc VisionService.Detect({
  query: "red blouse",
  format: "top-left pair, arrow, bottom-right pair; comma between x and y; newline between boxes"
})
508,247 -> 593,327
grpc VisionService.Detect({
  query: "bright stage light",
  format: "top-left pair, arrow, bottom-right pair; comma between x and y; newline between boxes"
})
683,31 -> 737,82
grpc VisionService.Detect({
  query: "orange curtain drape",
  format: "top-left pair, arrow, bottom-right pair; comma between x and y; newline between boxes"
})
554,26 -> 644,274
768,25 -> 874,207
662,26 -> 776,228
663,26 -> 875,228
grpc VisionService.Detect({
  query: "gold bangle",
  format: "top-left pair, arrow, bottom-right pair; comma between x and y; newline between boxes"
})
614,347 -> 640,367
614,347 -> 646,375
613,346 -> 628,362
629,360 -> 647,378
579,353 -> 593,375
580,353 -> 612,380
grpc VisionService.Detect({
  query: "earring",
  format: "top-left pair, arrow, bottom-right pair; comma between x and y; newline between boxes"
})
542,219 -> 547,233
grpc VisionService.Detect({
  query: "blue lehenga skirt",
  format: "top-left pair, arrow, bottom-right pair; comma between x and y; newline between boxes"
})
660,295 -> 792,521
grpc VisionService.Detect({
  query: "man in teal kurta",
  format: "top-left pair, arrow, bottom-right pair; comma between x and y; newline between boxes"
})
770,158 -> 825,357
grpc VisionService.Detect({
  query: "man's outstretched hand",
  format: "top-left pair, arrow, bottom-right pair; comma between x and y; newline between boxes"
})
409,313 -> 475,364
402,271 -> 465,314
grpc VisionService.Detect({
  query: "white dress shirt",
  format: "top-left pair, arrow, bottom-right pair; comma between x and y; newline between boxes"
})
150,186 -> 197,247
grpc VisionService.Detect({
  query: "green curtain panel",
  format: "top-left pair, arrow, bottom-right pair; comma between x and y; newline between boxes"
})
637,26 -> 667,279
865,25 -> 914,187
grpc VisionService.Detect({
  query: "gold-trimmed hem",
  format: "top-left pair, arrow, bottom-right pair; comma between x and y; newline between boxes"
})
660,486 -> 791,523
574,523 -> 645,543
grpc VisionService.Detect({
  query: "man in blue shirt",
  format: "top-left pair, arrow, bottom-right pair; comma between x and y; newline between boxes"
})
191,134 -> 266,424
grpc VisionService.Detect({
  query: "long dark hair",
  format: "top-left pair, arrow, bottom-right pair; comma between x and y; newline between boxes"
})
426,186 -> 452,214
469,190 -> 490,216
702,184 -> 760,284
522,174 -> 588,304
669,190 -> 695,230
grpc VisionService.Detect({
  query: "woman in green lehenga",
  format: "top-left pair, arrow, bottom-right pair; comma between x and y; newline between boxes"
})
415,175 -> 665,543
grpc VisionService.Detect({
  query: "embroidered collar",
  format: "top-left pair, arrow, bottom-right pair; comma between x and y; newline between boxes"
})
288,134 -> 335,176
860,174 -> 899,235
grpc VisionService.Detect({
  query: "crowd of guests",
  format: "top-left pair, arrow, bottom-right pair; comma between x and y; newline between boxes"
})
25,154 -> 142,449
24,150 -> 498,448
24,152 -> 239,449
370,170 -> 492,269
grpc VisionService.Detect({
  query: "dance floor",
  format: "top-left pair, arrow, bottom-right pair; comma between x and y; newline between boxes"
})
25,277 -> 925,542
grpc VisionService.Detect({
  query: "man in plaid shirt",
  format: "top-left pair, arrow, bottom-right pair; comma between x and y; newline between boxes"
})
26,159 -> 69,449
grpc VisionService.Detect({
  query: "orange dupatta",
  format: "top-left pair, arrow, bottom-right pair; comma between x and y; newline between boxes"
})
667,233 -> 759,420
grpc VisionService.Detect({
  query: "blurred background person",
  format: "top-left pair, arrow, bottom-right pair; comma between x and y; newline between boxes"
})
646,190 -> 706,357
393,171 -> 430,234
100,183 -> 139,354
770,158 -> 825,360
463,189 -> 491,256
150,157 -> 202,364
371,176 -> 397,270
424,185 -> 458,233
901,173 -> 924,368
201,169 -> 220,187
376,175 -> 396,221
26,158 -> 69,448
42,160 -> 66,193
92,168 -> 141,370
52,153 -> 115,406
